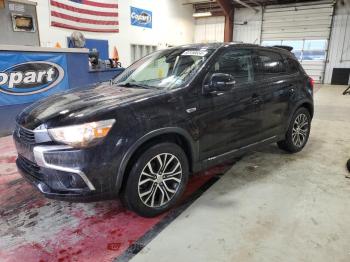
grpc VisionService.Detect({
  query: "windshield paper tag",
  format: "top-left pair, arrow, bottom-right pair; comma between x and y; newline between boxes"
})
181,50 -> 208,57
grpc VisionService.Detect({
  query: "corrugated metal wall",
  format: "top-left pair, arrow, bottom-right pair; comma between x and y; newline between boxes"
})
233,7 -> 262,44
261,1 -> 333,41
194,16 -> 225,43
192,1 -> 350,84
262,0 -> 334,83
324,6 -> 350,84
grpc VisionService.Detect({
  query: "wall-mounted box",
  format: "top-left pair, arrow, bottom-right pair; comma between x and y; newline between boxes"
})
0,0 -> 39,46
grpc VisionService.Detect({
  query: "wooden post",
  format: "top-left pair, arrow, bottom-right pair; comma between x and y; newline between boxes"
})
224,13 -> 234,42
216,0 -> 234,42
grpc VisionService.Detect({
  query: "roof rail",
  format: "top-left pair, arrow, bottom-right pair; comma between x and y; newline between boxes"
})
273,45 -> 293,52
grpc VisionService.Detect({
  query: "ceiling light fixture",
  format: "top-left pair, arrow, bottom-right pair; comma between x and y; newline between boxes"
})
193,11 -> 212,18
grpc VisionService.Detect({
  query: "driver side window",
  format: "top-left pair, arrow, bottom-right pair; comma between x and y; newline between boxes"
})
207,49 -> 254,86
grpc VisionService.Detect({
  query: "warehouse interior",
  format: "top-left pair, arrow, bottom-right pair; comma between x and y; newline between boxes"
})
0,0 -> 349,261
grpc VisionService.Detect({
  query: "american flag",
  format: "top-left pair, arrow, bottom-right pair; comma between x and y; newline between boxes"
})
50,0 -> 119,33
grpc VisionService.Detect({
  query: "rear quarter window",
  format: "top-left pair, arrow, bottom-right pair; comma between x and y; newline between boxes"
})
253,50 -> 288,80
286,57 -> 301,74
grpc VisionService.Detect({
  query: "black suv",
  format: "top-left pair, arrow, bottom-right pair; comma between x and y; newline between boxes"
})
14,43 -> 314,217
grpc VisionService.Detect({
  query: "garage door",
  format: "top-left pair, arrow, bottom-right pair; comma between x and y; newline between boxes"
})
261,0 -> 334,83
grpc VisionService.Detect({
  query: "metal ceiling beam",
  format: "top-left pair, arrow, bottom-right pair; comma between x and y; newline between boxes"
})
233,0 -> 260,12
216,0 -> 233,16
246,0 -> 262,6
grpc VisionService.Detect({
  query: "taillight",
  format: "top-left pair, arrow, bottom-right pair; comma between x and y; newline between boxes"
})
309,77 -> 314,89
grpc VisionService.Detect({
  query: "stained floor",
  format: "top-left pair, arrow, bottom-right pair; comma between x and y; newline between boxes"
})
0,135 -> 233,262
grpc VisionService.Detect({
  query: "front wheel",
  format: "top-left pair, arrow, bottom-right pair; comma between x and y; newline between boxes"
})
278,107 -> 311,153
121,142 -> 189,217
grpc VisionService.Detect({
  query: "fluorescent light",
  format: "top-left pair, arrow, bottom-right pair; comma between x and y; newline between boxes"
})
193,12 -> 212,18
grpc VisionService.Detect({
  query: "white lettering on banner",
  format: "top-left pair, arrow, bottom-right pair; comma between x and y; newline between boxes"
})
0,73 -> 9,85
131,12 -> 151,23
0,61 -> 65,95
0,69 -> 57,88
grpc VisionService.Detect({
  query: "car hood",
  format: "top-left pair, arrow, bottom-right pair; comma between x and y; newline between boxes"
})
17,84 -> 160,129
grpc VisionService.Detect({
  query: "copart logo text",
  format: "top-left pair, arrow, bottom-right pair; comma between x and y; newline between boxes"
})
131,11 -> 152,24
0,61 -> 64,95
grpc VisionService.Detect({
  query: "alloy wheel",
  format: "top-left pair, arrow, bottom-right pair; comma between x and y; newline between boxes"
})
292,113 -> 309,147
138,153 -> 182,208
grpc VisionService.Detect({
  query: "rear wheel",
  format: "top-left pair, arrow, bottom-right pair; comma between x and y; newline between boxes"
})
122,142 -> 189,217
278,107 -> 311,153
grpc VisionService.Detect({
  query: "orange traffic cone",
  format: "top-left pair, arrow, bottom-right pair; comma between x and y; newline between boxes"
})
112,46 -> 119,61
54,42 -> 62,48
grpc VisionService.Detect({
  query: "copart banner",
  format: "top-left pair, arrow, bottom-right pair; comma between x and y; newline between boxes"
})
130,6 -> 152,29
0,52 -> 68,106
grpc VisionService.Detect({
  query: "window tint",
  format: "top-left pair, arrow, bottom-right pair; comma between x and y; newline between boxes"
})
208,49 -> 253,85
253,50 -> 287,80
286,58 -> 300,74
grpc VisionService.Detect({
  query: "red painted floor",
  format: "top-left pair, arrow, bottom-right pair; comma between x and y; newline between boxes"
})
0,135 -> 233,262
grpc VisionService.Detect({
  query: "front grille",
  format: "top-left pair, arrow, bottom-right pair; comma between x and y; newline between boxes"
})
15,125 -> 36,144
17,155 -> 42,181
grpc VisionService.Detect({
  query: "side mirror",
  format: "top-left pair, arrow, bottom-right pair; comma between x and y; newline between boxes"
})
204,73 -> 236,94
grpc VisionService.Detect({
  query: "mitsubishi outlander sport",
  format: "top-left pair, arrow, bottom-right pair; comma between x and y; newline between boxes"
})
14,43 -> 314,217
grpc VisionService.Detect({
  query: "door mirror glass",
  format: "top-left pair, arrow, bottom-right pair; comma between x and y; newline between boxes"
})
204,73 -> 236,94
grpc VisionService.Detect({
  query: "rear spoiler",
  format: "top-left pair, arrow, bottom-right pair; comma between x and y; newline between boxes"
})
273,45 -> 293,52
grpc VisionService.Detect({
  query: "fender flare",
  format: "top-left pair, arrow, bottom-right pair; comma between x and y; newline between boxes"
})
114,127 -> 198,192
285,99 -> 314,132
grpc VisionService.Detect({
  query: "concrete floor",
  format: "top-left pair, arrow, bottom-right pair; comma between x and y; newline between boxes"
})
0,135 -> 227,261
131,85 -> 350,262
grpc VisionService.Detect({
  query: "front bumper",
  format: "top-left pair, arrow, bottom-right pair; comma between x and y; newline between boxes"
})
15,145 -> 103,201
13,123 -> 127,200
33,145 -> 96,191
14,136 -> 120,202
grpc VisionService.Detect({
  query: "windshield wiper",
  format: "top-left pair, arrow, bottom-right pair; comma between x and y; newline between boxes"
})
118,82 -> 150,89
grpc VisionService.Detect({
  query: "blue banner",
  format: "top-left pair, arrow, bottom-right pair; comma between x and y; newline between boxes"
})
0,52 -> 68,106
130,6 -> 152,29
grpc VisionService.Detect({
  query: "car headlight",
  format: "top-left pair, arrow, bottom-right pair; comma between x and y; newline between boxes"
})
48,119 -> 115,148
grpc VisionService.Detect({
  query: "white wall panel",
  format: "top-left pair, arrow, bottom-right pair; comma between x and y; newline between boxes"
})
324,6 -> 350,84
233,7 -> 262,44
31,0 -> 195,67
300,61 -> 325,81
194,16 -> 225,43
193,8 -> 262,44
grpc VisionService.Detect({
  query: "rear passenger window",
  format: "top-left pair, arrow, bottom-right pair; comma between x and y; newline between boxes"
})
253,50 -> 287,80
208,49 -> 254,85
286,58 -> 300,74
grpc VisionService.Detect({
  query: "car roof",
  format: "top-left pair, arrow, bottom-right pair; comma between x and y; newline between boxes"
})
173,42 -> 293,56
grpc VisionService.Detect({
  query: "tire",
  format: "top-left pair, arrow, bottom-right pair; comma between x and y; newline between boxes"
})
121,142 -> 189,217
278,107 -> 311,153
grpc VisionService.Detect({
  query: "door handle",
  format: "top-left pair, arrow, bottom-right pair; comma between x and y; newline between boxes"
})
252,99 -> 261,105
251,94 -> 261,105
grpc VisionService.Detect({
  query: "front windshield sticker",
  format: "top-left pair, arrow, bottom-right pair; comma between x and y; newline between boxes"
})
181,50 -> 208,57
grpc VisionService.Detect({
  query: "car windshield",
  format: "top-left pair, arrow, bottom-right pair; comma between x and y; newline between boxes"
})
113,47 -> 215,90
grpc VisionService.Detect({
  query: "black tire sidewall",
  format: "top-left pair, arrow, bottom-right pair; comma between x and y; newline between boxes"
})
285,107 -> 311,152
123,142 -> 189,217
